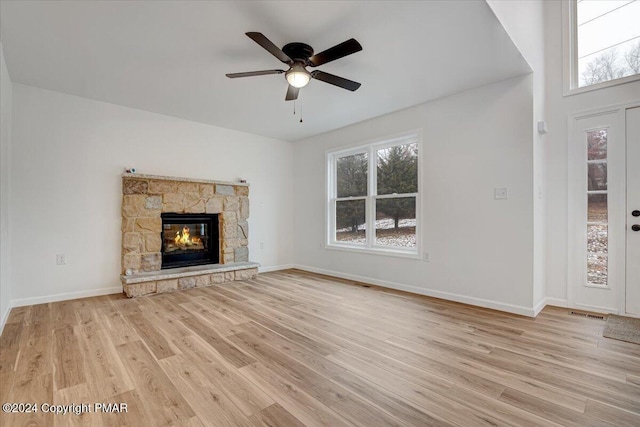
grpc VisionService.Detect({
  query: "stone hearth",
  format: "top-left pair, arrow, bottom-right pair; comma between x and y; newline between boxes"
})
120,173 -> 257,297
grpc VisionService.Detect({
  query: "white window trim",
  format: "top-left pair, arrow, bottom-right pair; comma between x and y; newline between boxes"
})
562,0 -> 640,96
326,130 -> 422,259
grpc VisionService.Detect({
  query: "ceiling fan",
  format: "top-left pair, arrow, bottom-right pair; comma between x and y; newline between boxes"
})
226,32 -> 362,101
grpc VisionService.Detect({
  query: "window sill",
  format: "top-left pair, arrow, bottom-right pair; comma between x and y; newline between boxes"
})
326,243 -> 422,260
563,73 -> 640,97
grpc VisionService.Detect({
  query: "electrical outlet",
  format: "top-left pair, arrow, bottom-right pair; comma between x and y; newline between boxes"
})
260,242 -> 265,250
494,187 -> 508,200
56,254 -> 66,265
424,252 -> 430,262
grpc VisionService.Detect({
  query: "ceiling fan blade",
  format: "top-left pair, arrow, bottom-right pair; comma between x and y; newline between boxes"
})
246,32 -> 292,64
285,85 -> 300,101
308,38 -> 362,67
311,70 -> 361,91
226,69 -> 285,78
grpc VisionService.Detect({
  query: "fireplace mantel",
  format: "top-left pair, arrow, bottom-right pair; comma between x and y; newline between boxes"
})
122,172 -> 250,187
120,172 -> 256,297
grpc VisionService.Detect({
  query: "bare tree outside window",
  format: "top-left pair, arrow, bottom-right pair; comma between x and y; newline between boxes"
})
625,41 -> 640,74
581,41 -> 640,87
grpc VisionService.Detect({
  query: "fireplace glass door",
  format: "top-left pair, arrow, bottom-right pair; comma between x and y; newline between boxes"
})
161,213 -> 219,269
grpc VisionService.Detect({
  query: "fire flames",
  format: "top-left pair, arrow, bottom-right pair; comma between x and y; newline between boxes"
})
174,226 -> 201,247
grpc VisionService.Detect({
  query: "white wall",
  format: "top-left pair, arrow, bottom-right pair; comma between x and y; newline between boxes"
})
544,1 -> 640,305
0,43 -> 13,331
293,75 -> 537,316
487,0 -> 547,311
10,83 -> 294,305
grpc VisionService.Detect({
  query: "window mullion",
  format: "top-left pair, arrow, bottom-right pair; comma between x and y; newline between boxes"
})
375,193 -> 419,200
335,196 -> 367,202
366,146 -> 376,248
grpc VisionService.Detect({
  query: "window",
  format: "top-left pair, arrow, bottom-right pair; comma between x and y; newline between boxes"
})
565,0 -> 640,93
327,132 -> 420,256
586,128 -> 609,286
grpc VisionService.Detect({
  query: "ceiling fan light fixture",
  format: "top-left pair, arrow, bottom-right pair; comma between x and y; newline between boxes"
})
285,63 -> 311,88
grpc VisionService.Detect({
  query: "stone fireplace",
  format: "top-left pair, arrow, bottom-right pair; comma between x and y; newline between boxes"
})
120,173 -> 258,297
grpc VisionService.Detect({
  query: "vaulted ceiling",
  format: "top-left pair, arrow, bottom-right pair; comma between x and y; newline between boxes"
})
0,1 -> 530,141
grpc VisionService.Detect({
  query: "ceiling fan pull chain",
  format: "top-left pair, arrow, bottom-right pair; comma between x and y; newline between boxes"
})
293,100 -> 296,115
299,98 -> 303,123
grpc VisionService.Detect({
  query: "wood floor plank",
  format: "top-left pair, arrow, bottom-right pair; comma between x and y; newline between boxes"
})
178,314 -> 256,368
499,387 -> 617,427
126,313 -> 176,360
307,377 -> 409,427
1,269 -> 638,426
76,324 -> 135,399
98,389 -> 148,427
159,354 -> 254,427
5,305 -> 30,324
116,340 -> 196,425
95,306 -> 141,347
227,332 -> 329,390
0,322 -> 23,375
326,350 -> 511,427
584,399 -> 640,427
14,308 -> 52,381
238,321 -> 348,380
238,362 -> 353,427
1,374 -> 53,427
249,403 -> 306,427
52,300 -> 80,328
174,333 -> 275,417
52,382 -> 92,427
52,325 -> 86,390
330,370 -> 455,427
385,334 -> 589,413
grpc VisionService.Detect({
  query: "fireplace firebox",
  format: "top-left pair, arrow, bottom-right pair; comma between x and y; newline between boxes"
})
161,213 -> 219,269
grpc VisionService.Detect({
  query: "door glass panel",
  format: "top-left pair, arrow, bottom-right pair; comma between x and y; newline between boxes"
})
587,163 -> 607,190
586,128 -> 608,286
587,129 -> 607,160
587,194 -> 608,222
587,224 -> 608,286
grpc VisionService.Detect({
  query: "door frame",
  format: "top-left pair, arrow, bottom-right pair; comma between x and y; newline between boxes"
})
567,101 -> 640,315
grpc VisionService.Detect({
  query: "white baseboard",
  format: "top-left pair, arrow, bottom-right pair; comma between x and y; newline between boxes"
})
259,264 -> 295,273
293,264 -> 538,317
11,286 -> 123,308
0,303 -> 11,336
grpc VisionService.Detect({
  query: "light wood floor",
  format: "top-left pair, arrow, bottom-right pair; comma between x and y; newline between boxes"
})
1,270 -> 639,426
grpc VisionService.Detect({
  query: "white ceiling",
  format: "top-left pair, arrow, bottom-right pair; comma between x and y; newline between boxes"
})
0,1 -> 530,142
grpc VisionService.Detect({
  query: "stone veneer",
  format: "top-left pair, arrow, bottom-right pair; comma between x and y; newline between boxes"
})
120,173 -> 255,297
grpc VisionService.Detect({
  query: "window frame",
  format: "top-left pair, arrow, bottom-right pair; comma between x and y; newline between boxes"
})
585,126 -> 610,288
326,130 -> 422,259
562,0 -> 640,96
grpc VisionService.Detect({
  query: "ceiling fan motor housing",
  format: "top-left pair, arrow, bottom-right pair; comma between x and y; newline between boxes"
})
282,42 -> 314,63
